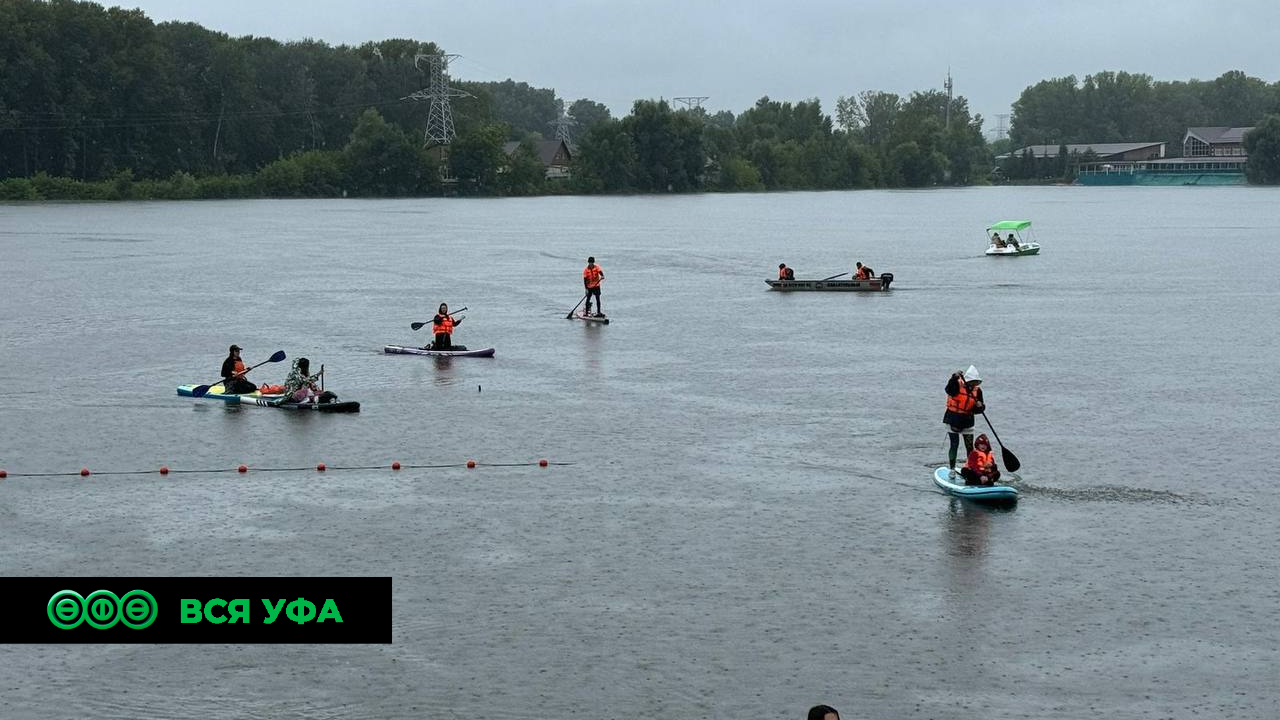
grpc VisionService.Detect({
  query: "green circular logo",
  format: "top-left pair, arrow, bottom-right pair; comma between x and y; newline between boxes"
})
85,590 -> 122,629
47,590 -> 86,630
120,590 -> 158,629
47,589 -> 157,630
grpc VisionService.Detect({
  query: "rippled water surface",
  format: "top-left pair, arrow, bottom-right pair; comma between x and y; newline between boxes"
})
1,187 -> 1278,719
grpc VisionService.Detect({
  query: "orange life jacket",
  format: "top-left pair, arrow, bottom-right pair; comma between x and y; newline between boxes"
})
233,359 -> 247,375
855,268 -> 870,280
433,314 -> 454,335
966,449 -> 995,473
779,267 -> 788,279
946,382 -> 978,414
583,265 -> 603,288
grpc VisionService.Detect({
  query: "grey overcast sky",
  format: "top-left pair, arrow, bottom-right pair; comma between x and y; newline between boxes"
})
123,0 -> 1279,134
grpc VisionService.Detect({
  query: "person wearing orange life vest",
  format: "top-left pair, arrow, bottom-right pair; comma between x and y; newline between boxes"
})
220,344 -> 257,394
429,302 -> 464,350
583,256 -> 605,317
943,365 -> 986,473
854,262 -> 875,280
961,434 -> 1001,486
778,263 -> 795,280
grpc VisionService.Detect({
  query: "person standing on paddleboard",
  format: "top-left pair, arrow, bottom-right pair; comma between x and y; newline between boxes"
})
944,365 -> 985,473
583,256 -> 605,317
220,344 -> 257,394
431,302 -> 463,350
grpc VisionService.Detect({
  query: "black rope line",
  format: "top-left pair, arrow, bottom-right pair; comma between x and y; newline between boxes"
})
0,460 -> 573,479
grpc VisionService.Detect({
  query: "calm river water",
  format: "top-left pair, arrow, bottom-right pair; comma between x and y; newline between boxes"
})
1,187 -> 1278,719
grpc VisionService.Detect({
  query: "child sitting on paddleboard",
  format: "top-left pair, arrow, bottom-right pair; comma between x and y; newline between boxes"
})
960,434 -> 1000,486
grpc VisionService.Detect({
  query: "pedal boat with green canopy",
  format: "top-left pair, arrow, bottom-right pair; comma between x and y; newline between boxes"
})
985,220 -> 1041,256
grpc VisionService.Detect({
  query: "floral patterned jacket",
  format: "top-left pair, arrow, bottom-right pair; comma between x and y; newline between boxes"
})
282,361 -> 320,396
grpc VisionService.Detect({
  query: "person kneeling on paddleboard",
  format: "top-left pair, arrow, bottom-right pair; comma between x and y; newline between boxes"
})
429,303 -> 466,351
221,344 -> 257,394
944,365 -> 985,473
583,256 -> 605,317
961,434 -> 1000,486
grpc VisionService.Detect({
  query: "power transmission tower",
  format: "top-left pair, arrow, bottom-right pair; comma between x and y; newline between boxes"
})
995,114 -> 1010,141
673,96 -> 710,110
402,52 -> 472,147
944,69 -> 953,130
549,109 -> 576,144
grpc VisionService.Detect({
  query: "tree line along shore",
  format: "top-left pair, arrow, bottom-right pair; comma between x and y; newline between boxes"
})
3,0 -> 1279,200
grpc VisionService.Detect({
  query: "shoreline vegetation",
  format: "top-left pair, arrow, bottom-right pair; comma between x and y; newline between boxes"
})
2,0 -> 1279,202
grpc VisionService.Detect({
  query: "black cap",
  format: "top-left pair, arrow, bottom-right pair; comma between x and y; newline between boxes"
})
229,344 -> 242,351
587,256 -> 595,263
779,263 -> 786,268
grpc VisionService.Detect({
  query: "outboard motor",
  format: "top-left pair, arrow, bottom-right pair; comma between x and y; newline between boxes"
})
880,272 -> 893,290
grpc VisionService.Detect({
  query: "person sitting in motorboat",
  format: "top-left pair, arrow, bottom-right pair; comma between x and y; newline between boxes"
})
992,232 -> 1006,248
778,263 -> 795,280
429,302 -> 466,351
1007,233 -> 1021,251
960,434 -> 1000,485
282,357 -> 323,403
854,262 -> 875,280
220,344 -> 257,394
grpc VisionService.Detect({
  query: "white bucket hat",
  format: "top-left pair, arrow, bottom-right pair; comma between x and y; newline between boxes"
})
963,365 -> 982,382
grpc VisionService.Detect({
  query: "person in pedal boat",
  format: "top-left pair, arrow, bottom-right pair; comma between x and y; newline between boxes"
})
220,344 -> 257,394
992,231 -> 1005,248
854,262 -> 875,280
282,357 -> 323,403
961,434 -> 1001,486
583,256 -> 605,317
943,365 -> 985,472
429,303 -> 464,350
778,263 -> 795,280
1006,232 -> 1021,251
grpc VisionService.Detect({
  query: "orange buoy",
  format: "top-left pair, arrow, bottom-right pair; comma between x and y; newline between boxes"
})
159,466 -> 170,475
538,459 -> 549,467
466,459 -> 476,469
237,464 -> 248,473
80,467 -> 90,477
316,462 -> 326,472
391,461 -> 401,470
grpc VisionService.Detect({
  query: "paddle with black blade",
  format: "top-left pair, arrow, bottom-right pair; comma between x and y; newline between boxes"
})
411,307 -> 467,331
566,292 -> 588,319
981,412 -> 1021,472
191,350 -> 287,398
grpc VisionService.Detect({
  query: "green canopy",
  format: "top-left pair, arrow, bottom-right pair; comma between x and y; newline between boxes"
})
987,220 -> 1032,231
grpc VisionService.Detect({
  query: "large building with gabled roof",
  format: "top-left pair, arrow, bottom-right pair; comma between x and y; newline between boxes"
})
1183,127 -> 1255,157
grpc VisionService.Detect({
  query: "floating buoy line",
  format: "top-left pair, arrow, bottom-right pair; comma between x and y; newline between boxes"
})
0,458 -> 564,479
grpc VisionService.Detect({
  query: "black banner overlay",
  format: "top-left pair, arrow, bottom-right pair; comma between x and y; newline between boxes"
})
1,577 -> 392,644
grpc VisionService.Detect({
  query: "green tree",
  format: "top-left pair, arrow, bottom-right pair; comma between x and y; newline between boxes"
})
567,99 -> 612,134
572,120 -> 636,192
500,137 -> 547,195
470,79 -> 561,138
449,122 -> 508,194
343,108 -> 434,196
1243,115 -> 1280,184
889,141 -> 945,186
621,99 -> 705,192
